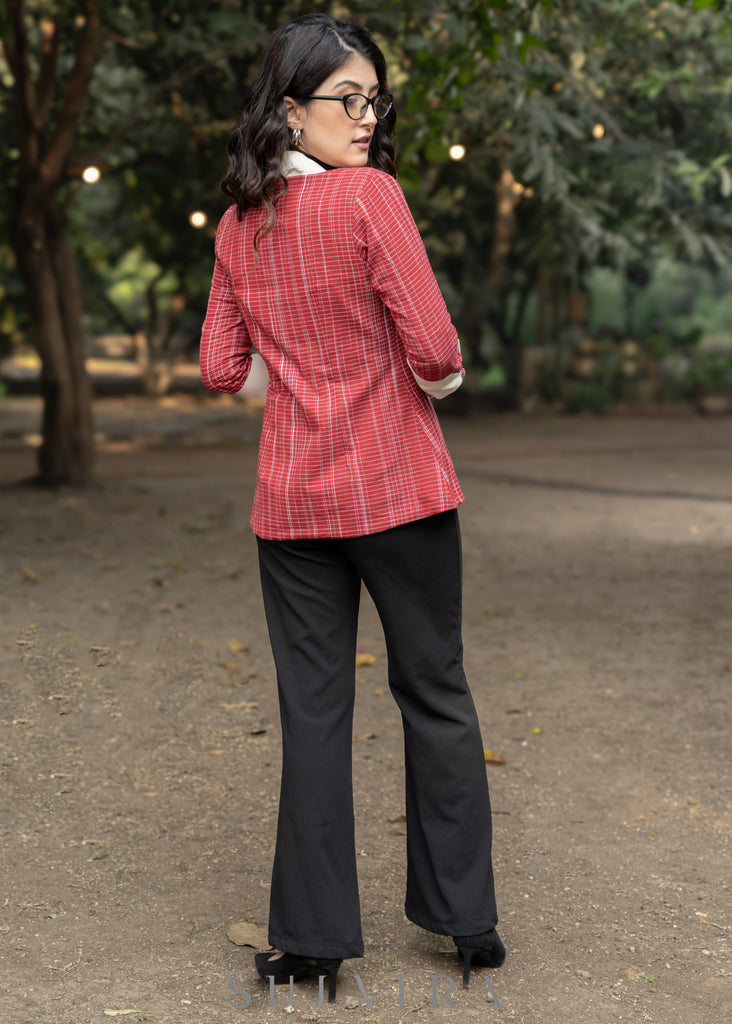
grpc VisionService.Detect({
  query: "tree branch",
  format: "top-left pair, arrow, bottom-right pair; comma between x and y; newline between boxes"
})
88,43 -> 245,167
41,0 -> 101,187
36,17 -> 60,128
538,50 -> 626,142
7,0 -> 40,167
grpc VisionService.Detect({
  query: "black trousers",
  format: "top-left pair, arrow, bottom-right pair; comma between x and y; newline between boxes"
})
256,509 -> 497,959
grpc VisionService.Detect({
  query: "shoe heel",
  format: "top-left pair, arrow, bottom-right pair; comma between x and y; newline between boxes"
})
458,946 -> 476,988
321,958 -> 342,1003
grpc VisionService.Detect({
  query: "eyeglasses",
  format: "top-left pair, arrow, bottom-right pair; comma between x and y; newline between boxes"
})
301,92 -> 394,121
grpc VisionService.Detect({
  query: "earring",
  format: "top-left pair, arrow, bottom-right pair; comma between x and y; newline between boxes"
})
291,127 -> 302,148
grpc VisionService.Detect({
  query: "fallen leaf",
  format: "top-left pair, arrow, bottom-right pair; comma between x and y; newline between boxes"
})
90,645 -> 116,667
227,921 -> 271,948
20,565 -> 39,584
357,732 -> 376,741
228,639 -> 249,652
219,660 -> 243,671
179,519 -> 214,533
355,653 -> 376,667
387,813 -> 408,835
484,749 -> 506,765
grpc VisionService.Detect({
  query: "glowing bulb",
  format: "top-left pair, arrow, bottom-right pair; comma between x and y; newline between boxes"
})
449,144 -> 466,161
189,211 -> 208,229
82,165 -> 101,184
592,123 -> 605,139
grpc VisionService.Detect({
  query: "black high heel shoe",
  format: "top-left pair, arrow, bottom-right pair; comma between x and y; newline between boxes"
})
254,950 -> 342,1003
453,930 -> 506,988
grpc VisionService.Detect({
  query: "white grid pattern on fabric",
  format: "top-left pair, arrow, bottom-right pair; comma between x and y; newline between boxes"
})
200,168 -> 464,539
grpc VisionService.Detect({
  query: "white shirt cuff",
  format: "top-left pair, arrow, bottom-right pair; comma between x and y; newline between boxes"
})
407,339 -> 463,399
409,367 -> 464,398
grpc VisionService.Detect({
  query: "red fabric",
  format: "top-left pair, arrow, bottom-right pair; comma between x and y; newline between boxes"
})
200,167 -> 464,539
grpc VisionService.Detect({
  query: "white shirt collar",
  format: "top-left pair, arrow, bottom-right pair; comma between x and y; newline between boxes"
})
281,150 -> 329,176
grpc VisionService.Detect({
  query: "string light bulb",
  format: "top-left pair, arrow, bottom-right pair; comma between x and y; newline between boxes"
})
82,165 -> 101,184
189,211 -> 208,228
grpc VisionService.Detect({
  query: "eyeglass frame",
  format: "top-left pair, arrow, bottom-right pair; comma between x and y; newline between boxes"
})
298,91 -> 394,121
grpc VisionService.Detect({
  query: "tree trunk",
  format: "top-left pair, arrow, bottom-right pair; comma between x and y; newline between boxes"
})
12,189 -> 94,486
136,281 -> 189,397
486,163 -> 521,294
485,160 -> 526,408
5,0 -> 100,486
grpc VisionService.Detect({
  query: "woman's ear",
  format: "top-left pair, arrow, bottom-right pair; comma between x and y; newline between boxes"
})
284,96 -> 302,129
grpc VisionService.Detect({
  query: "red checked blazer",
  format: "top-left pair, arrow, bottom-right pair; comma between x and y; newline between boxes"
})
200,165 -> 464,540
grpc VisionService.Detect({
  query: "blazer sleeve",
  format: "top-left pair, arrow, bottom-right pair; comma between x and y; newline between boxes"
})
199,243 -> 254,395
353,172 -> 463,391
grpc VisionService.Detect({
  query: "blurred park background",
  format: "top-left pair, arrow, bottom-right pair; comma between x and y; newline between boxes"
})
2,9 -> 731,1019
2,0 -> 732,486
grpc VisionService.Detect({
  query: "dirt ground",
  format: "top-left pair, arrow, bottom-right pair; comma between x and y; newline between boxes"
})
0,393 -> 730,1024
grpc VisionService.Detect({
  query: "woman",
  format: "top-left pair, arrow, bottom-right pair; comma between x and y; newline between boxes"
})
200,13 -> 505,1004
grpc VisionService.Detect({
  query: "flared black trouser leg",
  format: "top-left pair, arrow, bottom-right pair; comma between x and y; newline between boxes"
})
257,536 -> 365,959
256,510 -> 497,960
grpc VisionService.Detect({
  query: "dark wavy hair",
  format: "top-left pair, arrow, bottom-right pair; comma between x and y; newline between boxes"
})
221,14 -> 397,246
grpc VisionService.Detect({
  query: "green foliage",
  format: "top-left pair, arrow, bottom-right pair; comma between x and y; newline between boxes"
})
564,380 -> 612,415
586,260 -> 732,345
2,0 -> 732,409
686,350 -> 732,395
68,0 -> 278,353
378,0 -> 732,405
1,0 -> 303,368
